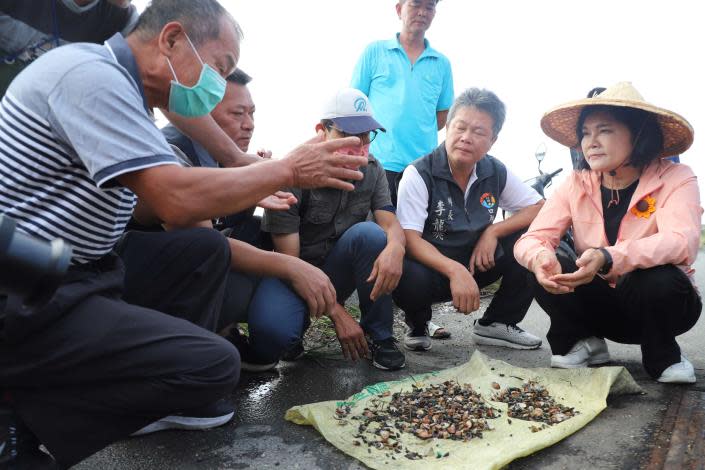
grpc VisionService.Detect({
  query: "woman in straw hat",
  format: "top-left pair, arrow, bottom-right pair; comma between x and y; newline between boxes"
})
514,82 -> 702,383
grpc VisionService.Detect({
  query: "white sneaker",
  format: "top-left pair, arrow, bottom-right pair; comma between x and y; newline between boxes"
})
657,356 -> 696,384
472,321 -> 542,350
132,399 -> 235,436
550,337 -> 610,369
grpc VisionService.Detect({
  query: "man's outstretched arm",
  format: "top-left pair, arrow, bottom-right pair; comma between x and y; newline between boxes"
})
118,133 -> 366,227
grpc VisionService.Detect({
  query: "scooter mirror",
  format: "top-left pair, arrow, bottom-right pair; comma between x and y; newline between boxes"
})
535,143 -> 547,163
535,143 -> 547,174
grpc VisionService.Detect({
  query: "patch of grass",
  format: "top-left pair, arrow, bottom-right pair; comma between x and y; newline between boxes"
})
701,225 -> 705,247
309,315 -> 336,338
346,304 -> 361,319
480,279 -> 501,296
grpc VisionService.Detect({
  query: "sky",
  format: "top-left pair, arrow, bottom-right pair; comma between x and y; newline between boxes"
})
133,0 -> 704,199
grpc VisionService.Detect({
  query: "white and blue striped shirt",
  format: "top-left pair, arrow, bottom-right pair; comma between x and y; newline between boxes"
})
0,35 -> 177,264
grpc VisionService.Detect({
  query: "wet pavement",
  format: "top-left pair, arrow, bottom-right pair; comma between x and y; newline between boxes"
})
76,252 -> 705,469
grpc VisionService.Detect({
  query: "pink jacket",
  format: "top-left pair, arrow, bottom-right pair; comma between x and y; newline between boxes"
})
514,160 -> 702,283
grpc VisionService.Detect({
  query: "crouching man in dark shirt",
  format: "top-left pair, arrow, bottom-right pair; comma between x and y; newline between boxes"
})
262,88 -> 407,371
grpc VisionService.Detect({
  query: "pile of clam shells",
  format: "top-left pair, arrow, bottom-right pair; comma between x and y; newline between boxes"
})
491,380 -> 578,425
333,379 -> 579,460
385,381 -> 501,441
335,380 -> 502,460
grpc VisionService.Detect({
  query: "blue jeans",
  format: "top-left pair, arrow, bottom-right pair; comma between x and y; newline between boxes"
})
225,275 -> 308,364
321,221 -> 393,341
231,221 -> 394,362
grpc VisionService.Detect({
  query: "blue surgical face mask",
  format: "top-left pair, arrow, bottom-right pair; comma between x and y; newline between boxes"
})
166,33 -> 226,117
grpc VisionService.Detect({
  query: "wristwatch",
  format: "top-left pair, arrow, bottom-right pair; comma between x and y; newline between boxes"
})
597,247 -> 613,275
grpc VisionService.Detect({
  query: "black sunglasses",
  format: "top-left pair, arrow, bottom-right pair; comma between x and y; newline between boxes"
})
327,125 -> 379,145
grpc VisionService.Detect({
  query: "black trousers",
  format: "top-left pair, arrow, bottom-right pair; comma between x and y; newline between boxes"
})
221,214 -> 273,251
393,230 -> 534,331
121,220 -> 270,333
0,228 -> 239,467
533,251 -> 702,378
117,228 -> 232,331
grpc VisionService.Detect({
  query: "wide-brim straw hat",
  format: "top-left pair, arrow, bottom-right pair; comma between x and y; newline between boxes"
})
540,82 -> 694,158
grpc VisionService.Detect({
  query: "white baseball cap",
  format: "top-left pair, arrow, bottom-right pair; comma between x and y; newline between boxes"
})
320,88 -> 386,134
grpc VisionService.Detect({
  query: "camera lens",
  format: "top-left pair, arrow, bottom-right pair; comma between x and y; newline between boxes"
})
0,215 -> 72,307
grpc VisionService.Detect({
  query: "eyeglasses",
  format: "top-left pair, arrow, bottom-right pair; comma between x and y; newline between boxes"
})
327,125 -> 379,145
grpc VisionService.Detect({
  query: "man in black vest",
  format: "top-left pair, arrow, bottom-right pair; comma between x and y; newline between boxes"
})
394,87 -> 544,351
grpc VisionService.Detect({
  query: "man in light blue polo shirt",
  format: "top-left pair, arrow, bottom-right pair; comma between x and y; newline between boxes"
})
351,0 -> 453,207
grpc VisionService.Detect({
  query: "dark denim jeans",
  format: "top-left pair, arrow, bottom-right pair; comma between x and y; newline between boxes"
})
321,221 -> 394,341
234,221 -> 395,362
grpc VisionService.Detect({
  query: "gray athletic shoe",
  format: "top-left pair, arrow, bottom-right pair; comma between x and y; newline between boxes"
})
472,321 -> 542,350
403,329 -> 432,351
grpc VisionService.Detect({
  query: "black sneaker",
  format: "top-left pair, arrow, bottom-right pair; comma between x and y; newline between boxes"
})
132,399 -> 235,436
280,341 -> 305,362
226,331 -> 278,372
370,337 -> 406,370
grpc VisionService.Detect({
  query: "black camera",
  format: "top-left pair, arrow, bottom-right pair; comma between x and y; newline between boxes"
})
0,215 -> 72,308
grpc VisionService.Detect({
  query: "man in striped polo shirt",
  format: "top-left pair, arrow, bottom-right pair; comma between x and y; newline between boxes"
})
0,0 -> 366,467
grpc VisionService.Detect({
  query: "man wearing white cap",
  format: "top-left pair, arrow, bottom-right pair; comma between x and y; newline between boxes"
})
262,88 -> 407,370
